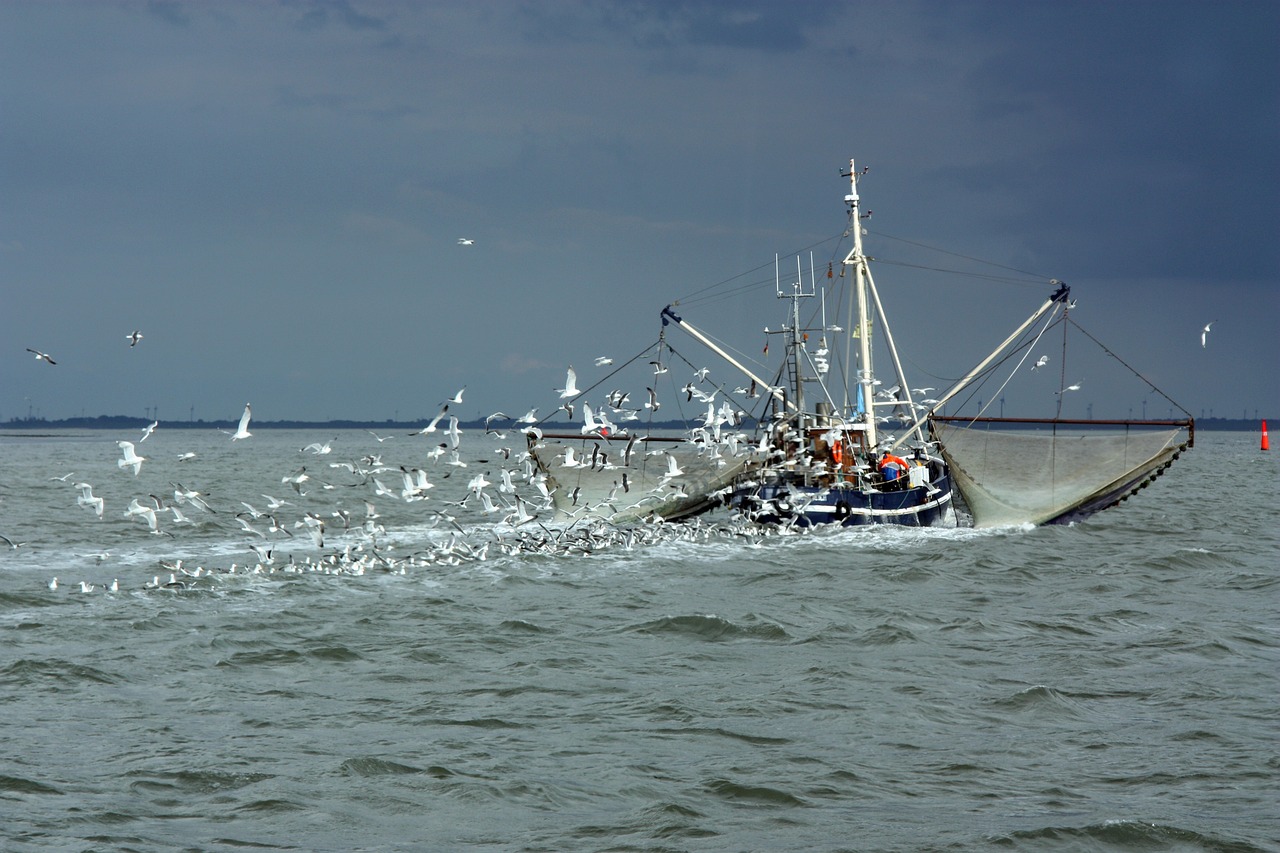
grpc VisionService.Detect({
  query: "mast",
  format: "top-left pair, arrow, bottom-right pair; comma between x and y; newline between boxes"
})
842,160 -> 878,448
780,254 -> 812,430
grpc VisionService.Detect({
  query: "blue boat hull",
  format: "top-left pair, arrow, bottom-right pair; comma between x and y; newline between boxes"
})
733,473 -> 954,528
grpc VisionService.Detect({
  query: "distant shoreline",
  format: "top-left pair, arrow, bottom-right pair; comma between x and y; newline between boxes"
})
0,415 -> 1269,432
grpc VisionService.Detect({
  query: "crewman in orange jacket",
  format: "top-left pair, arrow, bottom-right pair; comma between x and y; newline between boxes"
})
878,451 -> 910,481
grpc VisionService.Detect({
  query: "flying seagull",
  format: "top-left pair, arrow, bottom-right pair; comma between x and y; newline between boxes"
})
457,238 -> 475,246
76,482 -> 105,518
556,365 -> 579,399
117,440 -> 146,476
1055,380 -> 1084,395
1032,355 -> 1049,371
127,330 -> 143,347
1201,321 -> 1215,348
26,348 -> 56,365
229,404 -> 252,440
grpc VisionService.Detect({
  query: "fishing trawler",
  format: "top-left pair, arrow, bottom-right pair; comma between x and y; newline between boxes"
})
525,159 -> 1193,528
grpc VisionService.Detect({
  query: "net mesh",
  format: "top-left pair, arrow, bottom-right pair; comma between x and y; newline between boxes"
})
931,421 -> 1190,527
530,435 -> 755,523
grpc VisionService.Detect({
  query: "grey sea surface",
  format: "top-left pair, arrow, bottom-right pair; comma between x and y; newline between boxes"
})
0,428 -> 1276,852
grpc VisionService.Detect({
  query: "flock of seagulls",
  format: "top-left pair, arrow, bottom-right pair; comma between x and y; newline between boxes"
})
8,388 -> 817,595
10,303 -> 1221,594
8,348 -> 811,594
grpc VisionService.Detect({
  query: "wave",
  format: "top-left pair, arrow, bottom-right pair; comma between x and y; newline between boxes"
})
992,819 -> 1272,852
623,613 -> 791,642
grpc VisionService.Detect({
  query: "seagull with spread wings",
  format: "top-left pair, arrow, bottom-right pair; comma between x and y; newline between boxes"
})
229,404 -> 252,440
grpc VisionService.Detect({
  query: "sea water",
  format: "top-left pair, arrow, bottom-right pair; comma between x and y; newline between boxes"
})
0,428 -> 1275,852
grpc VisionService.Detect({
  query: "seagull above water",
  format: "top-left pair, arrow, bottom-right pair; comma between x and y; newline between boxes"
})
117,441 -> 146,476
229,404 -> 252,440
557,366 -> 579,399
124,497 -> 159,532
410,405 -> 449,436
26,348 -> 56,365
446,387 -> 466,405
1201,321 -> 1215,348
444,416 -> 463,449
127,330 -> 143,347
75,482 -> 104,518
139,420 -> 158,442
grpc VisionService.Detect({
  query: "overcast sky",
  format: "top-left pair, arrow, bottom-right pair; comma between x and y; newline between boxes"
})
2,0 -> 1276,426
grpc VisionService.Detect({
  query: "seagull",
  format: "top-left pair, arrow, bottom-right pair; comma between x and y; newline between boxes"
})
446,387 -> 466,405
127,330 -> 143,347
229,404 -> 252,440
124,497 -> 160,532
444,416 -> 463,448
139,420 -> 158,442
557,365 -> 579,398
75,482 -> 104,518
594,356 -> 613,367
1032,355 -> 1049,371
410,405 -> 449,436
366,429 -> 394,443
663,454 -> 684,479
117,440 -> 146,476
262,494 -> 292,510
281,466 -> 310,495
26,348 -> 56,365
457,237 -> 475,246
1056,380 -> 1084,394
1201,321 -> 1215,348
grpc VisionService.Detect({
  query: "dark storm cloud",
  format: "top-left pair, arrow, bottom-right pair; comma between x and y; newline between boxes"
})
0,1 -> 1274,424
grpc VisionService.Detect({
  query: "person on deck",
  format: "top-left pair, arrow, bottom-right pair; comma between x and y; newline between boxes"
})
878,451 -> 910,481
